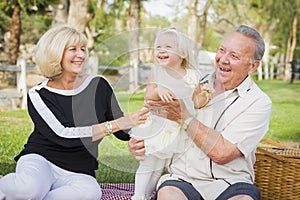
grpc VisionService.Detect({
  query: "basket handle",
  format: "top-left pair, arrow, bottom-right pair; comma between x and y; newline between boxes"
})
259,138 -> 289,148
256,146 -> 287,161
256,138 -> 289,162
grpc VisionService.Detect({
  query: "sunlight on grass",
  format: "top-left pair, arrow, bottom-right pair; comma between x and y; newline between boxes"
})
255,80 -> 300,142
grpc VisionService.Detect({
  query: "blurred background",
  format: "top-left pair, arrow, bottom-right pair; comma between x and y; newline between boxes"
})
0,0 -> 300,105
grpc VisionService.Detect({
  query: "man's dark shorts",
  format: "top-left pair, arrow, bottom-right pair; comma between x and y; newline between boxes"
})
153,180 -> 260,200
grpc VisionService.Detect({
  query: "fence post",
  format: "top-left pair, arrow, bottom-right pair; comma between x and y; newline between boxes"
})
257,62 -> 263,80
277,54 -> 285,80
17,58 -> 27,109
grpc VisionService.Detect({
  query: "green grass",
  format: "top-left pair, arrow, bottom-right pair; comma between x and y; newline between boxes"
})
255,79 -> 300,142
0,80 -> 299,182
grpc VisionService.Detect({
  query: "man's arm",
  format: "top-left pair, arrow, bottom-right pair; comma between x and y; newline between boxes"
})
185,119 -> 242,164
146,99 -> 242,164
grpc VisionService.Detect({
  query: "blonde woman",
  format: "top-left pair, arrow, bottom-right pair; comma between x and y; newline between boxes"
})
0,25 -> 148,200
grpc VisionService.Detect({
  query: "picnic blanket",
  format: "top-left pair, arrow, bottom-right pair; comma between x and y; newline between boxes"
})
99,183 -> 134,200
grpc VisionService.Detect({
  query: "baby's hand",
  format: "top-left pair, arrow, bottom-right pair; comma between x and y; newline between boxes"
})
156,85 -> 175,103
193,82 -> 212,108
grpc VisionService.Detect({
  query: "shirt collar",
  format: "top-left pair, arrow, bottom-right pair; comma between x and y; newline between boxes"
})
236,76 -> 253,98
201,72 -> 252,98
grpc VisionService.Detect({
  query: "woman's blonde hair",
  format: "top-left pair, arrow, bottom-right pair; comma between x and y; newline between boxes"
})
35,25 -> 88,79
154,27 -> 197,69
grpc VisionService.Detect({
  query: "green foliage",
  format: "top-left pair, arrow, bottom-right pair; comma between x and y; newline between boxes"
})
250,0 -> 300,55
0,10 -> 11,46
21,12 -> 52,44
202,25 -> 223,52
19,0 -> 60,13
0,10 -> 11,30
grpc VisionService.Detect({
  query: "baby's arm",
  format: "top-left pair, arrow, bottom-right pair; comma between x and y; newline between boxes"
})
145,69 -> 175,102
193,82 -> 211,109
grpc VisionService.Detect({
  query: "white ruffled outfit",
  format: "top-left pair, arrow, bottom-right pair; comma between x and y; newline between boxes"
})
130,65 -> 199,200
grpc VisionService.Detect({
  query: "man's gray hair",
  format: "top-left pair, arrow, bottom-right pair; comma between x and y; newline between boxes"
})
235,25 -> 265,61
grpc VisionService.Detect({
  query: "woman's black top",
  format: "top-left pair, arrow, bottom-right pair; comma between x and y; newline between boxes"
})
15,75 -> 130,177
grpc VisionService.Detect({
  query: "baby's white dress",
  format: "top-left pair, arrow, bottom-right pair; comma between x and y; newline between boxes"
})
130,65 -> 199,159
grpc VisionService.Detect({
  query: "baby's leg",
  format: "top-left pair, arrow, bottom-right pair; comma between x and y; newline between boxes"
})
133,155 -> 165,199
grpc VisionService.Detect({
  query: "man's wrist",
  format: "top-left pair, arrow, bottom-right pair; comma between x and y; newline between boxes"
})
181,116 -> 194,131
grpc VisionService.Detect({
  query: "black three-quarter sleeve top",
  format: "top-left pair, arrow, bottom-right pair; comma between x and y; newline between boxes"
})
15,75 -> 130,177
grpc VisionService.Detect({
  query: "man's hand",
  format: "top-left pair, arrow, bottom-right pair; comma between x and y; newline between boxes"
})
145,99 -> 191,125
128,138 -> 146,160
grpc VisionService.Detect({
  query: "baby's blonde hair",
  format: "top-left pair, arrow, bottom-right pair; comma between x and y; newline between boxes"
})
35,25 -> 88,79
154,27 -> 197,69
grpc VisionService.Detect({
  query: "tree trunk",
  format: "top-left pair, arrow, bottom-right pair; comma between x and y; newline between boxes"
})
8,2 -> 21,65
128,0 -> 140,91
51,0 -> 69,27
284,35 -> 291,81
284,15 -> 298,81
198,0 -> 211,49
278,53 -> 285,80
4,1 -> 21,86
187,0 -> 198,45
68,0 -> 89,32
288,14 -> 298,62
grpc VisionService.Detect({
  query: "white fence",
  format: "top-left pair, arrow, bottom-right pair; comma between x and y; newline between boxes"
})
0,59 -> 29,110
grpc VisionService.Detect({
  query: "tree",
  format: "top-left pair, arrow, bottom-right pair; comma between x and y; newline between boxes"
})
5,0 -> 59,65
51,0 -> 89,34
251,0 -> 300,81
0,0 -> 58,86
85,0 -> 105,50
198,0 -> 211,49
187,0 -> 198,44
8,0 -> 21,65
211,0 -> 295,80
67,0 -> 89,32
127,0 -> 140,91
51,0 -> 68,26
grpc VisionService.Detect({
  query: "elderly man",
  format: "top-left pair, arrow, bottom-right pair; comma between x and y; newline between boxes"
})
129,25 -> 272,200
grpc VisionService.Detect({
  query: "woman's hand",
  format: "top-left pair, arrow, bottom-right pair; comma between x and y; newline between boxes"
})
128,138 -> 146,160
116,108 -> 149,130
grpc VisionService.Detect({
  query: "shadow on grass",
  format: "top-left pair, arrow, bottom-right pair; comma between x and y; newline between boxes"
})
0,162 -> 16,175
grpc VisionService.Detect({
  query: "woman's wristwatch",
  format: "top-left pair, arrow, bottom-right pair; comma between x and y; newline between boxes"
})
182,117 -> 194,131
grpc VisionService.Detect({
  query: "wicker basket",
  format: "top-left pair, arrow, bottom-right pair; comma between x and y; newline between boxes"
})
254,138 -> 300,199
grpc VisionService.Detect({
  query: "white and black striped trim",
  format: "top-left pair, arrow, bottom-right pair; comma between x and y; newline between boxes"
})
28,75 -> 103,138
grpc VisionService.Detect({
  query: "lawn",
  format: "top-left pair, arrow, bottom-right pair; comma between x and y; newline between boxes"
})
0,79 -> 299,183
255,79 -> 300,142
